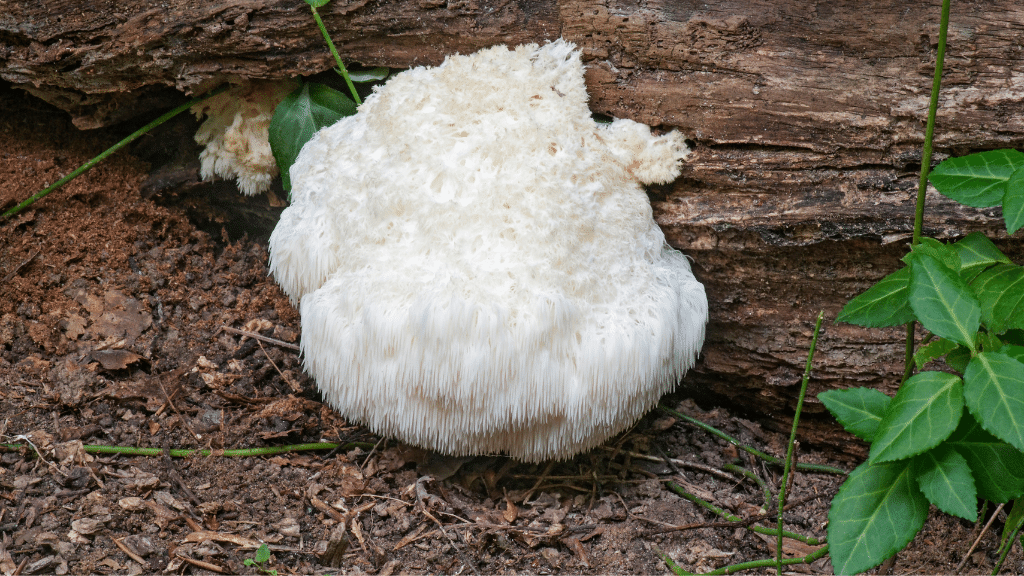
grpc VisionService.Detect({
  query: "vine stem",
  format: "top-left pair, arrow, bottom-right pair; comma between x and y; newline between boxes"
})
309,5 -> 362,106
904,0 -> 951,382
0,85 -> 228,222
777,310 -> 824,574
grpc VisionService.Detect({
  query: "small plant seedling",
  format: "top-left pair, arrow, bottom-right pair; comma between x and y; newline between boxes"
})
244,543 -> 278,575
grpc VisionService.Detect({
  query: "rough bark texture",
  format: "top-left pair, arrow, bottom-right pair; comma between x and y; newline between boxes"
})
4,0 -> 1024,453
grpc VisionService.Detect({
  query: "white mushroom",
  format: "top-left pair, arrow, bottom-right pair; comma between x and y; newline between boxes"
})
268,39 -> 708,462
191,80 -> 299,195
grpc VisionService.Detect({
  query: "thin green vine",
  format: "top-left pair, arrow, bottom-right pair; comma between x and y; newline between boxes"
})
777,310 -> 824,574
904,0 -> 951,383
0,85 -> 228,222
306,0 -> 361,106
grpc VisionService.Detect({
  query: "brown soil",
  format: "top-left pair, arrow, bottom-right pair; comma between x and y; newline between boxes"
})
0,82 -> 1019,575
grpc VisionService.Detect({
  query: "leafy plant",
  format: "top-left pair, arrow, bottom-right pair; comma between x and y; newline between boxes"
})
268,0 -> 389,194
244,543 -> 278,575
820,1 -> 1024,571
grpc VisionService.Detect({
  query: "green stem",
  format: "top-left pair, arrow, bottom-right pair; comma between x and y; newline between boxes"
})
3,441 -> 375,458
722,463 -> 773,510
778,311 -> 824,575
904,0 -> 950,379
700,545 -> 829,575
0,85 -> 228,222
657,405 -> 847,476
666,482 -> 824,546
309,5 -> 361,106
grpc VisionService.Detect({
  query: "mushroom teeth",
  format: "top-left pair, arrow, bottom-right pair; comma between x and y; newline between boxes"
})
268,38 -> 708,462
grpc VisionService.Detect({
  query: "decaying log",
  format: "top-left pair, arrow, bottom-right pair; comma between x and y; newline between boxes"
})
4,0 -> 1024,454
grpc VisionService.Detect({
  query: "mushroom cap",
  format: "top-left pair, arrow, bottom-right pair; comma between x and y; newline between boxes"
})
268,39 -> 707,462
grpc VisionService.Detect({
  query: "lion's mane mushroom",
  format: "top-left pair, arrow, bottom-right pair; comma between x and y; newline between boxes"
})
191,80 -> 299,195
268,39 -> 708,462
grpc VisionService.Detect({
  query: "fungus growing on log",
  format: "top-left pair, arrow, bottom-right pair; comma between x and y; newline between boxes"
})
268,39 -> 707,462
191,80 -> 298,195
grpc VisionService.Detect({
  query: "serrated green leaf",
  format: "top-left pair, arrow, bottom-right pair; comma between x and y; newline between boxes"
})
909,252 -> 981,350
972,263 -> 1024,334
348,67 -> 389,82
837,267 -> 915,327
827,460 -> 929,575
913,338 -> 959,370
953,232 -> 1012,278
964,352 -> 1024,452
870,371 -> 964,464
929,149 -> 1024,208
1005,165 -> 1024,234
818,388 -> 893,442
912,445 -> 978,521
905,237 -> 960,271
948,413 -> 1024,502
269,82 -> 357,192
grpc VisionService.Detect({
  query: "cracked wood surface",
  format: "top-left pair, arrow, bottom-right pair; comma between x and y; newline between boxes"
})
3,0 -> 1023,447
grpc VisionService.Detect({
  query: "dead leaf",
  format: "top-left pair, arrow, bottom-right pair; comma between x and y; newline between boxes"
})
61,314 -> 87,339
118,497 -> 146,511
90,349 -> 142,370
503,498 -> 518,523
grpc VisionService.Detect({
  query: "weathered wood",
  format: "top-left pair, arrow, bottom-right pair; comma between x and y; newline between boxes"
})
4,0 -> 1024,453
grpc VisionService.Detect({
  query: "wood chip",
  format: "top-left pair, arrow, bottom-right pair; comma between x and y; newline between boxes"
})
184,530 -> 261,549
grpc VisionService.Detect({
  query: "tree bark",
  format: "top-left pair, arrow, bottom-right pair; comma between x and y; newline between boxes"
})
5,0 -> 1024,455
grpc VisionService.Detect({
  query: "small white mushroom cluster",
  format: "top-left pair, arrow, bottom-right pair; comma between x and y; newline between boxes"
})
269,39 -> 708,462
191,80 -> 298,195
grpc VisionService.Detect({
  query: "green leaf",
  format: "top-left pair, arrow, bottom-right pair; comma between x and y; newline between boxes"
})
953,232 -> 1011,278
929,149 -> 1024,208
870,371 -> 964,464
837,267 -> 915,327
269,82 -> 357,191
827,460 -> 929,575
905,237 -> 960,271
1002,498 -> 1024,551
964,352 -> 1024,452
972,263 -> 1024,334
1000,344 -> 1024,363
913,337 -> 959,370
255,543 -> 271,563
946,345 -> 972,373
912,445 -> 978,521
908,252 -> 981,349
1005,165 -> 1024,234
348,67 -> 389,82
948,413 -> 1024,502
305,0 -> 331,7
818,388 -> 893,442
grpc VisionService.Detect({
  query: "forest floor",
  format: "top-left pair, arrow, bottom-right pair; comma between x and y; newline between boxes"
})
0,83 -> 1017,575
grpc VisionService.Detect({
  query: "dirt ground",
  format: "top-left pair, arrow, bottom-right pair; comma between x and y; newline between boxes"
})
1,82 -> 1021,575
